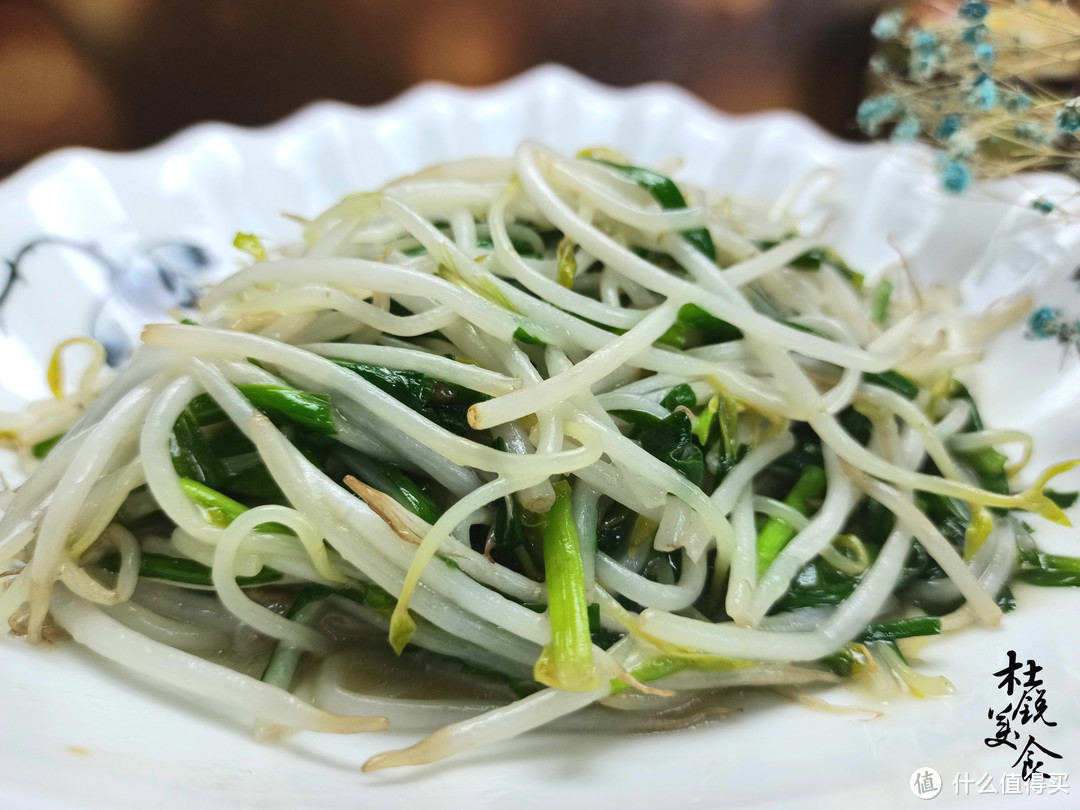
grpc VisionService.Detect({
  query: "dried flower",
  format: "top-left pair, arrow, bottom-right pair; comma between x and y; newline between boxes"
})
959,1 -> 989,22
1028,306 -> 1061,338
1030,197 -> 1055,215
965,75 -> 996,110
937,115 -> 963,140
946,133 -> 976,160
864,1 -> 1080,190
1055,98 -> 1080,134
868,54 -> 890,76
911,31 -> 937,54
1002,92 -> 1032,115
891,115 -> 920,142
961,24 -> 987,45
857,95 -> 900,136
974,43 -> 995,69
1014,121 -> 1047,144
940,160 -> 971,192
872,10 -> 904,41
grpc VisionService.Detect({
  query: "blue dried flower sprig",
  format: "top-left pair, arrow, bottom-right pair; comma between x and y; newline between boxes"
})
959,1 -> 989,22
864,3 -> 1080,198
1027,306 -> 1080,357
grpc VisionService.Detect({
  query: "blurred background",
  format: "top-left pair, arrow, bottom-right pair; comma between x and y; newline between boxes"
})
0,0 -> 893,178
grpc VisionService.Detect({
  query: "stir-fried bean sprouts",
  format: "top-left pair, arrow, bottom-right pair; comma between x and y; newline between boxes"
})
0,143 -> 1074,771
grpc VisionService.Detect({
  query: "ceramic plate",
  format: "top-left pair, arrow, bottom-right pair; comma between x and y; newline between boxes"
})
1,65 -> 1078,809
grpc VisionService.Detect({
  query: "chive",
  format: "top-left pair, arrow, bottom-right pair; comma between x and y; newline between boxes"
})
332,358 -> 489,435
492,493 -> 529,550
859,616 -> 941,643
332,446 -> 441,525
773,582 -> 855,611
586,602 -> 601,632
863,370 -> 919,400
100,552 -> 281,588
533,480 -> 597,692
821,649 -> 853,677
756,465 -> 827,576
585,159 -> 716,261
656,321 -> 688,348
261,583 -> 394,689
170,410 -> 227,487
261,588 -> 326,689
872,279 -> 893,324
949,380 -> 984,431
475,234 -> 542,259
609,652 -> 752,694
755,242 -> 865,288
1017,546 -> 1080,587
1018,570 -> 1080,587
513,327 -> 546,345
363,584 -> 396,611
188,385 -> 336,435
916,491 -> 968,547
955,445 -> 1010,497
31,432 -> 64,459
187,393 -> 226,425
178,477 -> 292,534
238,385 -> 335,435
609,656 -> 686,696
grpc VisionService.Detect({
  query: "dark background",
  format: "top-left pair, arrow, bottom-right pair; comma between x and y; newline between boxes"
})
0,0 -> 890,178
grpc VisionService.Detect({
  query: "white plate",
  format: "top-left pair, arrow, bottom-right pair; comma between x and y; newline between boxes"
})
1,65 -> 1079,809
